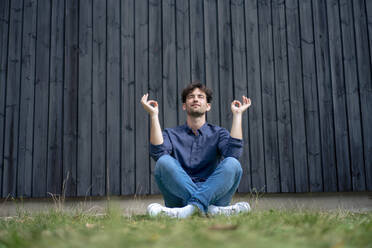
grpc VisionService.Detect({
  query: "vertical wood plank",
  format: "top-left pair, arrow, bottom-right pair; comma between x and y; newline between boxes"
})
272,0 -> 294,192
77,0 -> 93,197
63,0 -> 78,197
286,0 -> 309,192
47,0 -> 64,195
135,0 -> 149,194
121,0 -> 135,195
355,0 -> 372,190
339,0 -> 366,191
231,0 -> 251,192
176,0 -> 191,125
312,0 -> 338,192
245,0 -> 265,192
107,0 -> 121,195
17,0 -> 36,197
189,0 -> 205,82
3,0 -> 23,198
326,0 -> 352,191
162,0 -> 177,129
204,0 -> 220,125
92,0 -> 106,196
32,0 -> 50,197
149,0 -> 162,194
299,0 -> 323,192
0,0 -> 10,197
258,0 -> 280,193
217,0 -> 233,129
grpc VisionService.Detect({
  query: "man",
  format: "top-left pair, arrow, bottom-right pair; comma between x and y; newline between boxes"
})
141,82 -> 251,218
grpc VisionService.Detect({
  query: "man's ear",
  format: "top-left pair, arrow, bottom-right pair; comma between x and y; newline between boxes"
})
182,103 -> 186,111
206,103 -> 211,112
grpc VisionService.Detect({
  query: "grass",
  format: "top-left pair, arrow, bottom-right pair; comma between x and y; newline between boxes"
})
0,206 -> 371,248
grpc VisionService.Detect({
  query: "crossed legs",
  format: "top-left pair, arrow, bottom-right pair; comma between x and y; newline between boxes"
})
153,155 -> 243,214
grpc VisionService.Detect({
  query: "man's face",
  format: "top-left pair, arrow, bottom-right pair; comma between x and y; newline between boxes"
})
182,88 -> 211,117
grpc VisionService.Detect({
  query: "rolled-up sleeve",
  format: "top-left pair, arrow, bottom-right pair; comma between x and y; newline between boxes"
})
218,128 -> 243,159
149,130 -> 173,161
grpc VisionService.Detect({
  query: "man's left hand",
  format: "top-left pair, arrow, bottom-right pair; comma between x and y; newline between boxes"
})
231,96 -> 251,115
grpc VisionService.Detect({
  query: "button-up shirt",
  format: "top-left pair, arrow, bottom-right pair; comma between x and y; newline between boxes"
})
150,123 -> 243,182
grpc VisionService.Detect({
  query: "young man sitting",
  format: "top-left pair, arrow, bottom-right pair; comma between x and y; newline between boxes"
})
141,82 -> 252,218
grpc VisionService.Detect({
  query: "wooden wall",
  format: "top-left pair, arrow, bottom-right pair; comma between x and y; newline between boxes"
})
0,0 -> 371,198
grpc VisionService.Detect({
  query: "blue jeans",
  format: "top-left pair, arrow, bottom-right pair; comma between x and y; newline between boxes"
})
154,155 -> 243,213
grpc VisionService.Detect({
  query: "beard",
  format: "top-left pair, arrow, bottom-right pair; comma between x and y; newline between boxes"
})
187,109 -> 205,117
186,106 -> 206,117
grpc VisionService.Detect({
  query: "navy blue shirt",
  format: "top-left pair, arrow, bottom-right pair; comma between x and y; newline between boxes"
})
150,123 -> 243,182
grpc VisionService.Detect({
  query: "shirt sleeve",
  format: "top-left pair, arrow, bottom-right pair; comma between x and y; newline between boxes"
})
149,130 -> 173,161
218,128 -> 243,159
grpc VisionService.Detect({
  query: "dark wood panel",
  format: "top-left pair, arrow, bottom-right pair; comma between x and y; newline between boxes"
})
149,0 -> 162,194
17,0 -> 36,198
355,0 -> 372,191
258,0 -> 280,193
77,0 -> 93,197
121,0 -> 135,195
33,0 -> 50,197
312,0 -> 338,192
272,0 -> 294,193
204,0 -> 220,126
107,0 -> 121,195
176,0 -> 191,125
0,0 -> 10,197
3,0 -> 23,198
231,0 -> 251,192
47,0 -> 64,195
286,0 -> 309,193
326,0 -> 352,191
63,0 -> 79,197
339,0 -> 366,191
91,0 -> 106,196
217,0 -> 233,129
299,0 -> 323,192
190,0 -> 205,82
135,0 -> 150,194
245,0 -> 265,192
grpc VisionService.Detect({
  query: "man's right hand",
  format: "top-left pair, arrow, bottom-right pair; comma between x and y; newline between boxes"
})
141,93 -> 159,117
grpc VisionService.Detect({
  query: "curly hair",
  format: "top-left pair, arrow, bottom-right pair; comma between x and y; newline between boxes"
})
181,82 -> 213,103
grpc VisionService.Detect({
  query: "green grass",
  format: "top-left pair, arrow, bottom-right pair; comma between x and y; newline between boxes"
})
0,207 -> 371,248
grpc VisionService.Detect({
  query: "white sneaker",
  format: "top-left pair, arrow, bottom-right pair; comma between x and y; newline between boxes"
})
147,203 -> 197,219
208,202 -> 251,216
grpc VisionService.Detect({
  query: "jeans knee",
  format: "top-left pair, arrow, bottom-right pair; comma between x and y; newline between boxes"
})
155,155 -> 175,178
221,157 -> 243,178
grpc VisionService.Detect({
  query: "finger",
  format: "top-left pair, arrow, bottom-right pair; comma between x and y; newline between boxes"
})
141,93 -> 148,104
231,100 -> 241,108
148,100 -> 158,107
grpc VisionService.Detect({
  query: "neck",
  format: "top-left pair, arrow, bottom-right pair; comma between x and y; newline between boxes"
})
186,115 -> 206,134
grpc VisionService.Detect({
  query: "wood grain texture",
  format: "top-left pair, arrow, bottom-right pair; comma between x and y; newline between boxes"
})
47,0 -> 64,195
0,0 -> 10,197
312,0 -> 338,192
17,0 -> 36,197
77,0 -> 93,197
107,0 -> 121,195
91,0 -> 106,196
63,0 -> 79,197
245,0 -> 265,192
121,0 -> 135,195
3,0 -> 23,198
272,0 -> 294,192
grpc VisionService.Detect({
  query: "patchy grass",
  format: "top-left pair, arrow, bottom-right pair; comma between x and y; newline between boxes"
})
0,207 -> 371,248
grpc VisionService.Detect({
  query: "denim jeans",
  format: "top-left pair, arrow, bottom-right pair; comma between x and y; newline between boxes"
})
154,155 -> 243,213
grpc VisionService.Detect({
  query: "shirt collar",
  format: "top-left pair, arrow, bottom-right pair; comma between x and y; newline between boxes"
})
184,122 -> 208,136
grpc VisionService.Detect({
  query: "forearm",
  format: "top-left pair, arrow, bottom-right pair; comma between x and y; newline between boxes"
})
230,113 -> 243,139
150,115 -> 163,145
